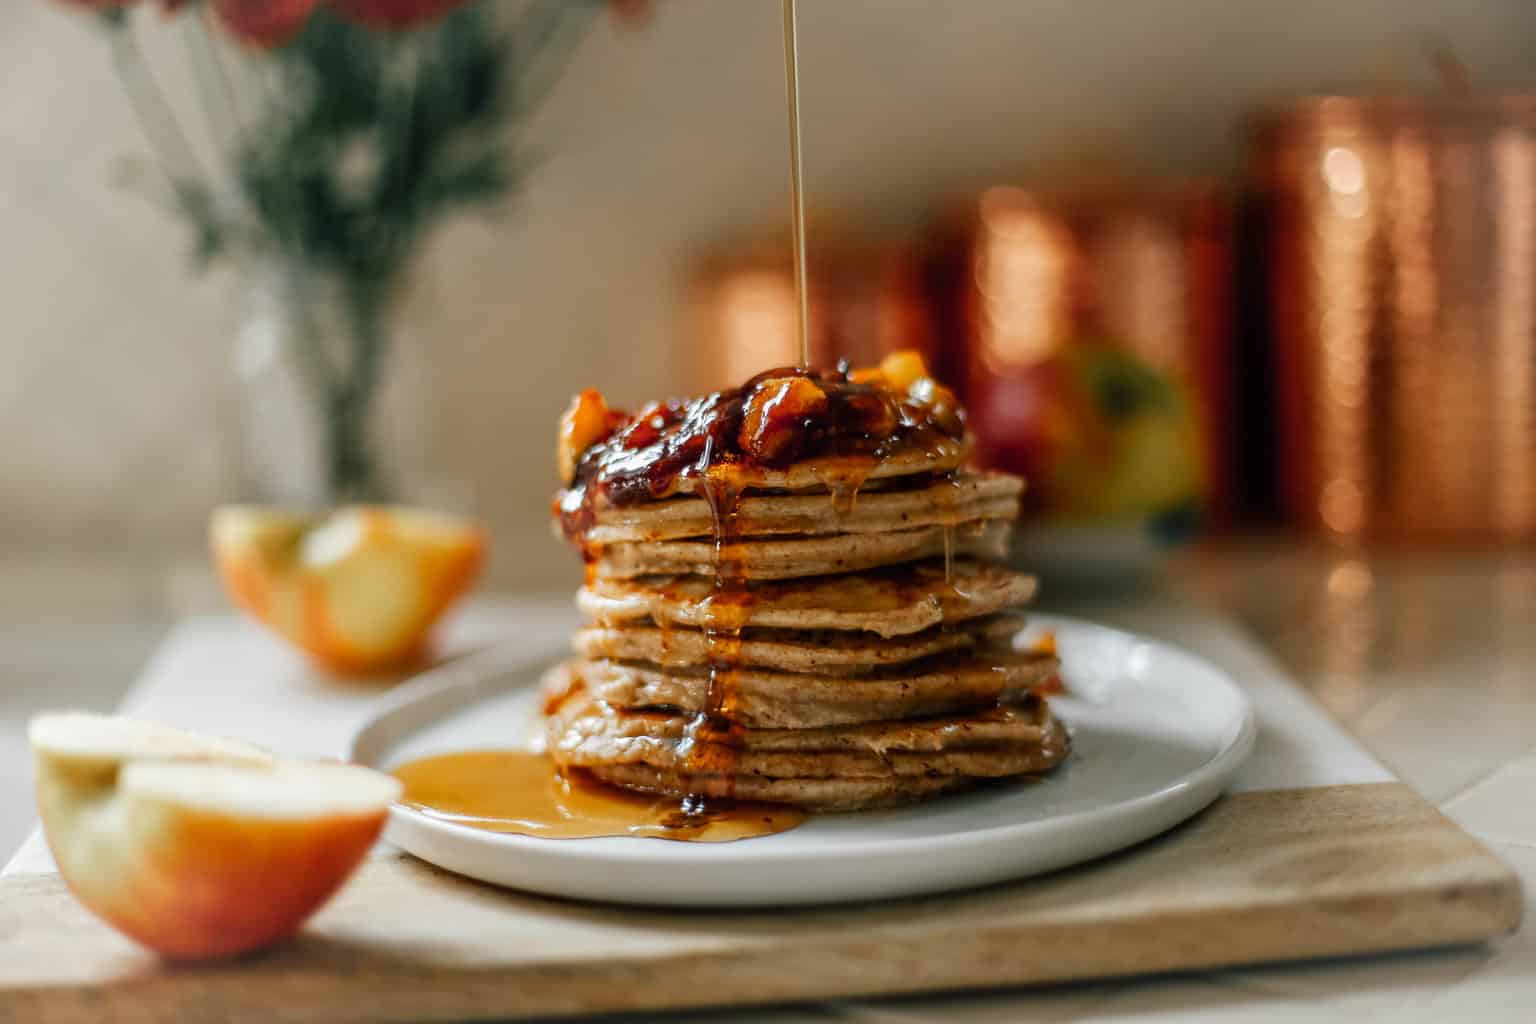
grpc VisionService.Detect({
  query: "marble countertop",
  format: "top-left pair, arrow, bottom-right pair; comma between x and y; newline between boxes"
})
2,540 -> 1532,1021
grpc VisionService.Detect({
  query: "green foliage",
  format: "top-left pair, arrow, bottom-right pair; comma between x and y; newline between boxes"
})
1070,344 -> 1178,424
87,0 -> 607,499
186,0 -> 601,296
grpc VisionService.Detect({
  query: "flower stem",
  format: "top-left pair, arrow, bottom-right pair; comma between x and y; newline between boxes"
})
327,386 -> 380,501
380,32 -> 422,269
109,19 -> 205,184
508,0 -> 596,117
324,281 -> 394,501
188,10 -> 249,173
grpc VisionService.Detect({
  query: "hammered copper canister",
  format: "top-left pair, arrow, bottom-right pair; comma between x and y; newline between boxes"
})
1256,95 -> 1536,540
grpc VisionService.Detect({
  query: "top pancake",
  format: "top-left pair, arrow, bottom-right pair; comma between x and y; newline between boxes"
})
562,441 -> 972,515
576,471 -> 1019,544
675,441 -> 971,499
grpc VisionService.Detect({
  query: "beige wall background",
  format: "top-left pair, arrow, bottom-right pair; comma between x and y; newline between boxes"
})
5,0 -> 1536,587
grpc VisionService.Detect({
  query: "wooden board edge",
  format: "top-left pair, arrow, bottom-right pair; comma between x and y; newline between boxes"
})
0,782 -> 1523,1023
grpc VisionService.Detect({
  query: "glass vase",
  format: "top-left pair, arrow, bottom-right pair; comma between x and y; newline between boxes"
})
233,261 -> 423,507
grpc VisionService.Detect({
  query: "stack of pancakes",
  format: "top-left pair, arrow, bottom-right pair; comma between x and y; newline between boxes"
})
545,364 -> 1069,813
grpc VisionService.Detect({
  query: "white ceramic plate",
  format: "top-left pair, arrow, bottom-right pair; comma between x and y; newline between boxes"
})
351,615 -> 1255,908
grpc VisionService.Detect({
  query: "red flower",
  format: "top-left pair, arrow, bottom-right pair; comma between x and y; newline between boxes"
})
212,0 -> 317,47
328,0 -> 469,30
608,0 -> 651,26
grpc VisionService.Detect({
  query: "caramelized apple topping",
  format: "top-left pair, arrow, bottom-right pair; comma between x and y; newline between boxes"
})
908,377 -> 963,435
558,389 -> 623,485
847,350 -> 930,390
554,351 -> 967,541
878,349 -> 930,392
739,377 -> 829,463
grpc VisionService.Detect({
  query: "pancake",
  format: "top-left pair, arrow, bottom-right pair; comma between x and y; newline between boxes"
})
592,520 -> 1011,580
573,614 -> 1024,674
547,355 -> 1067,817
543,676 -> 1071,804
578,472 -> 1021,544
546,682 -> 1062,757
587,764 -> 975,813
558,722 -> 1065,784
579,559 -> 1037,638
566,652 -> 1059,728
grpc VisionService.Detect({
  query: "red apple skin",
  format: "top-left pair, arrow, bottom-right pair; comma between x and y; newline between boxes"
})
47,803 -> 387,960
32,713 -> 401,960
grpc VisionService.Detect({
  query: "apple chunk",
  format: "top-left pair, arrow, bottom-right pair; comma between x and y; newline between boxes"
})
31,712 -> 401,960
211,505 -> 485,674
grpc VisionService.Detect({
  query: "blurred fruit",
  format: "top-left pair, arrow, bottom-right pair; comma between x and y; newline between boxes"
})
1046,346 -> 1203,524
975,345 -> 1203,527
30,712 -> 399,959
970,360 -> 1083,507
212,505 -> 484,674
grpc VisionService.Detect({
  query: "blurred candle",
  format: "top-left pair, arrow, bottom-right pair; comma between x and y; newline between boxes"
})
688,230 -> 935,391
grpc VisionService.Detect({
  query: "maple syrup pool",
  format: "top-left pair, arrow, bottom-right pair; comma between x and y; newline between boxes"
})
391,749 -> 807,843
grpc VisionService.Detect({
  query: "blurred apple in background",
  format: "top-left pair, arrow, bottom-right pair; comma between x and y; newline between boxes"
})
971,344 -> 1206,586
1021,345 -> 1203,530
30,712 -> 400,959
211,506 -> 484,675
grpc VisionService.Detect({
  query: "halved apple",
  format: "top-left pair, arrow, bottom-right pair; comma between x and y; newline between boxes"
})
30,712 -> 401,959
211,505 -> 485,675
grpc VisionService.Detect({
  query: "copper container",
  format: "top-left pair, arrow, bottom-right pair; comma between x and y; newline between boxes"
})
1256,95 -> 1536,540
688,231 -> 935,392
932,180 -> 1233,522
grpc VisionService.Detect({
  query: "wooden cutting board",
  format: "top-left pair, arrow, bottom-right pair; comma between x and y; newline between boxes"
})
0,782 -> 1519,1024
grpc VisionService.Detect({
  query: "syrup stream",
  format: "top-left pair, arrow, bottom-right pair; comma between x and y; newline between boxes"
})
666,0 -> 813,817
686,467 -> 748,815
782,0 -> 811,369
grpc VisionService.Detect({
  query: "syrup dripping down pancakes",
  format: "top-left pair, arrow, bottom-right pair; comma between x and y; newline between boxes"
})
547,351 -> 1070,814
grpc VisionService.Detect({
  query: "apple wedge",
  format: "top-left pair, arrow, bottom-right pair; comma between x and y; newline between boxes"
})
31,712 -> 401,960
211,505 -> 485,674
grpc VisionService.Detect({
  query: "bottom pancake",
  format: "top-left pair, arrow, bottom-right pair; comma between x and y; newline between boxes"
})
542,673 -> 1072,812
587,764 -> 978,813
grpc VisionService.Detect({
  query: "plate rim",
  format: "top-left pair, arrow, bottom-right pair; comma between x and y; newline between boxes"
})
351,614 -> 1257,866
